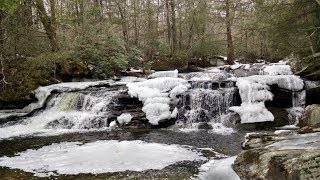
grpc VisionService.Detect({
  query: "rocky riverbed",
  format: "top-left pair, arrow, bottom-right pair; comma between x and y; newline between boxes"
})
0,60 -> 319,179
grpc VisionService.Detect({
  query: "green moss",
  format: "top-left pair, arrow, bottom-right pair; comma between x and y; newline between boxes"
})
151,52 -> 188,71
0,51 -> 88,102
58,93 -> 81,111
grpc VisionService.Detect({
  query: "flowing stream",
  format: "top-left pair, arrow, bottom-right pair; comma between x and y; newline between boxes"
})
0,62 -> 309,179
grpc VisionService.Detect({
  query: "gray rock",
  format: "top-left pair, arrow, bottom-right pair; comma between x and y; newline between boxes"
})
299,104 -> 320,128
234,129 -> 320,180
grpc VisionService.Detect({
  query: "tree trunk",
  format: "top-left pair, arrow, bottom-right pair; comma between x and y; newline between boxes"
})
0,11 -> 5,56
23,0 -> 33,27
133,0 -> 139,46
116,1 -> 129,42
35,0 -> 60,52
187,11 -> 195,49
0,11 -> 8,90
170,0 -> 177,54
165,0 -> 172,54
225,0 -> 235,65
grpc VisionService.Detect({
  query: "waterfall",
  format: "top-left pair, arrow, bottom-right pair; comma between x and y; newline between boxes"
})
287,90 -> 306,125
0,87 -> 121,139
176,78 -> 238,131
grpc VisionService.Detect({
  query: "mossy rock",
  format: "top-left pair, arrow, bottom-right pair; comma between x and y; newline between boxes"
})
299,104 -> 320,128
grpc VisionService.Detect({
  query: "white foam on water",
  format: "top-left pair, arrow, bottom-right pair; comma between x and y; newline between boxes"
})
209,123 -> 235,135
177,122 -> 235,135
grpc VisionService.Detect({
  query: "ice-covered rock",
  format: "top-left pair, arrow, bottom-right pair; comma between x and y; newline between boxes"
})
230,69 -> 304,123
21,81 -> 112,114
148,69 -> 178,78
180,72 -> 228,82
117,113 -> 132,124
127,76 -> 190,125
0,88 -> 120,139
263,65 -> 293,75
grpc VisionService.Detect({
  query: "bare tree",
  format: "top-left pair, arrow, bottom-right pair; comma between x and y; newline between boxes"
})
35,0 -> 60,52
225,0 -> 235,64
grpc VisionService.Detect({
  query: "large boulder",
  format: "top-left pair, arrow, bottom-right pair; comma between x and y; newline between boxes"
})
299,104 -> 320,127
234,130 -> 320,180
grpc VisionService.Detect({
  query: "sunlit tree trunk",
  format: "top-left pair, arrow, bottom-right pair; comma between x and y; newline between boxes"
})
35,0 -> 60,52
225,0 -> 235,65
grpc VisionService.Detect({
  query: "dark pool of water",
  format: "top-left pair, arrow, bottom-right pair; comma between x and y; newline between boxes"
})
0,128 -> 256,179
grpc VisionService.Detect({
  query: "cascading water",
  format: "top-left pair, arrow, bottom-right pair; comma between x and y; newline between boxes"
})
176,70 -> 239,132
0,62 -> 314,179
177,85 -> 237,123
286,90 -> 306,125
0,87 -> 122,139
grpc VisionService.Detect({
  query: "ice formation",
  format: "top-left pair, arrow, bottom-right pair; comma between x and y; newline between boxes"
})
148,69 -> 178,78
230,64 -> 305,124
0,140 -> 205,177
230,63 -> 242,70
229,77 -> 274,123
117,113 -> 132,124
127,76 -> 190,125
180,72 -> 228,82
109,76 -> 146,86
263,65 -> 293,75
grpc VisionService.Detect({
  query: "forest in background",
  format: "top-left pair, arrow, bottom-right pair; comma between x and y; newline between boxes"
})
0,0 -> 319,103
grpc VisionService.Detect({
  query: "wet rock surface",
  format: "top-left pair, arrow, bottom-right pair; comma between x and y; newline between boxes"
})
234,129 -> 320,180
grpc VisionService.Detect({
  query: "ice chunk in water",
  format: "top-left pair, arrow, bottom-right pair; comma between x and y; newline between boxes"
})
117,113 -> 132,124
0,140 -> 205,177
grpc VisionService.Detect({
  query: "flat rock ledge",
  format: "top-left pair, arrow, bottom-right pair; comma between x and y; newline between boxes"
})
233,129 -> 320,180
